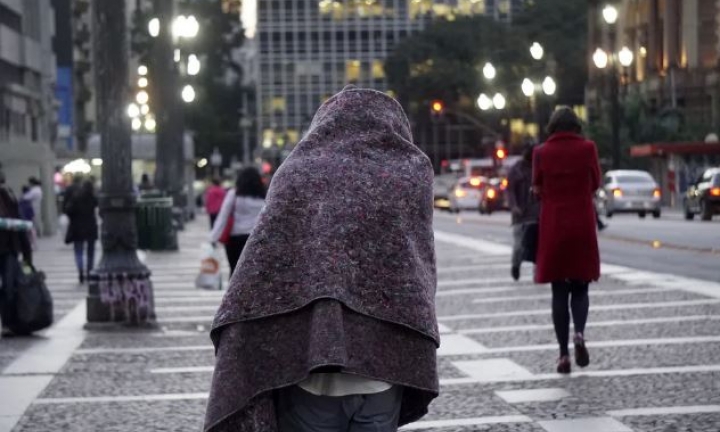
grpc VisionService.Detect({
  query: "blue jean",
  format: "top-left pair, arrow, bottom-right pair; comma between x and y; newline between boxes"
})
73,241 -> 95,273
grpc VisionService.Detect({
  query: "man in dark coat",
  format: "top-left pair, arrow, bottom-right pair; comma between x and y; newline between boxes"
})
0,169 -> 33,336
204,87 -> 439,432
507,143 -> 539,280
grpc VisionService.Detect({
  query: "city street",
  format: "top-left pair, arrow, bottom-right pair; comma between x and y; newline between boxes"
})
2,213 -> 720,432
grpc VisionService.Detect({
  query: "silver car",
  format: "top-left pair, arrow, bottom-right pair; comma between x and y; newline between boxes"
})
597,170 -> 662,218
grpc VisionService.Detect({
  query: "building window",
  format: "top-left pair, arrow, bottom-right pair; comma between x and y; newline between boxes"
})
271,97 -> 287,113
372,60 -> 385,80
346,60 -> 361,82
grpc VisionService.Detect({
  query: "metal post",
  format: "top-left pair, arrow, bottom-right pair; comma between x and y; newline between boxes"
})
610,71 -> 621,170
432,121 -> 440,173
88,0 -> 155,325
152,0 -> 185,208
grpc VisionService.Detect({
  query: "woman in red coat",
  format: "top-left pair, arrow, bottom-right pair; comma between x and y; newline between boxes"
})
533,107 -> 600,374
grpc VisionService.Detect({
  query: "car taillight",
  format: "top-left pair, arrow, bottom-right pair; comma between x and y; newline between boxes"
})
469,177 -> 482,187
486,188 -> 497,199
653,188 -> 661,198
455,188 -> 467,198
710,187 -> 720,197
612,188 -> 623,198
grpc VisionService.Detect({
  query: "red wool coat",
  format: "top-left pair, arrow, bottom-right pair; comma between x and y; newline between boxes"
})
533,132 -> 601,284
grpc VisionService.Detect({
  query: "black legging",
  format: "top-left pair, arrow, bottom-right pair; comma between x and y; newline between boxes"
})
224,234 -> 250,277
551,281 -> 589,357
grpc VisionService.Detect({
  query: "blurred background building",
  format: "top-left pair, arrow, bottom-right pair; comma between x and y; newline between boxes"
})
0,0 -> 59,235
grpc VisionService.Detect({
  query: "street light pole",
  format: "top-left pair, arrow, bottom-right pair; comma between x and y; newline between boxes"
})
152,0 -> 186,209
610,70 -> 621,170
89,0 -> 155,325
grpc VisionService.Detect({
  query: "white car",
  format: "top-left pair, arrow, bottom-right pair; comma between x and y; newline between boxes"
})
448,177 -> 487,213
597,170 -> 662,218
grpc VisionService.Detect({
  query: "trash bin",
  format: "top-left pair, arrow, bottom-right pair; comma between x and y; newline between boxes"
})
136,197 -> 178,251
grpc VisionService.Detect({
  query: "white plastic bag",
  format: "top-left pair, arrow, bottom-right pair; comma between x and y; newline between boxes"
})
195,243 -> 223,290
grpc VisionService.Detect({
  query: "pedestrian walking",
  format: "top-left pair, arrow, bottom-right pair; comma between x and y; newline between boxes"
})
204,87 -> 439,432
210,168 -> 265,276
533,107 -> 600,374
138,173 -> 154,192
0,169 -> 33,337
63,180 -> 98,284
507,143 -> 539,281
23,177 -> 43,237
204,178 -> 226,229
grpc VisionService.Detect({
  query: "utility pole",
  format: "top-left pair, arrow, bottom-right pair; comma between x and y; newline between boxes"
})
88,0 -> 155,325
151,0 -> 186,210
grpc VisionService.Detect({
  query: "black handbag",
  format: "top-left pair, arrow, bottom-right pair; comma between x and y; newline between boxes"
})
7,259 -> 53,335
521,222 -> 538,263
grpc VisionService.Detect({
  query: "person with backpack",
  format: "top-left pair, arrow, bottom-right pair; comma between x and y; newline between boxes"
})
63,180 -> 99,284
0,169 -> 33,337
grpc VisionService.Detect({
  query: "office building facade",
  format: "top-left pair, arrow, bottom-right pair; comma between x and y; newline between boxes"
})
0,0 -> 58,235
255,0 -> 526,150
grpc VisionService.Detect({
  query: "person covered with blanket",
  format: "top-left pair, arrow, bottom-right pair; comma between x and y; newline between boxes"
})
204,86 -> 439,432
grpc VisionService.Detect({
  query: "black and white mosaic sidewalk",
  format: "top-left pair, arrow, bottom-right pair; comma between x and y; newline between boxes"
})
2,216 -> 720,432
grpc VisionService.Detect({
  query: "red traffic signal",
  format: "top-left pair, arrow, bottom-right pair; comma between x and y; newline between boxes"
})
431,100 -> 444,114
495,148 -> 507,160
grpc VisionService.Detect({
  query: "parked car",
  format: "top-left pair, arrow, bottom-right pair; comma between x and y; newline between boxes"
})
597,170 -> 662,219
448,176 -> 487,213
479,177 -> 509,215
684,167 -> 720,221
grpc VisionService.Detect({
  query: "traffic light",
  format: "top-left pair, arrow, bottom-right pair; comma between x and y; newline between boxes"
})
495,148 -> 507,160
430,100 -> 444,118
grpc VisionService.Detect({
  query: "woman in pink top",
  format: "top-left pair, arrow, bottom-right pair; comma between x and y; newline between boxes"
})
204,178 -> 226,229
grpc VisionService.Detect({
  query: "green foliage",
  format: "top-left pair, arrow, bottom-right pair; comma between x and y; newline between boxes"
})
386,2 -> 589,116
385,15 -> 532,111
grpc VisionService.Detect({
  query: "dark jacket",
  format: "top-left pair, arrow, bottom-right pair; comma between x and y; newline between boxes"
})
533,132 -> 601,283
507,159 -> 539,225
64,190 -> 98,244
0,186 -> 32,262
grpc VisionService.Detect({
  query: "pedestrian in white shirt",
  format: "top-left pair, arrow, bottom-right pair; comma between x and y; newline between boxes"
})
24,177 -> 43,237
210,167 -> 265,275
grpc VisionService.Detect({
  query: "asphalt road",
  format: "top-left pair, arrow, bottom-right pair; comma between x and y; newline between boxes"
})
434,209 -> 720,283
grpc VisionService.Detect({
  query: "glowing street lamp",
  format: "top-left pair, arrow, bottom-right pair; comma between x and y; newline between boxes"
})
181,84 -> 196,103
483,62 -> 496,80
542,76 -> 557,96
127,103 -> 140,118
144,117 -> 157,132
138,77 -> 148,88
530,42 -> 544,61
602,4 -> 618,25
136,90 -> 149,105
522,78 -> 535,97
148,18 -> 160,37
593,48 -> 609,69
618,46 -> 634,67
131,118 -> 142,131
138,65 -> 148,76
492,93 -> 506,110
477,93 -> 493,111
187,54 -> 201,76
